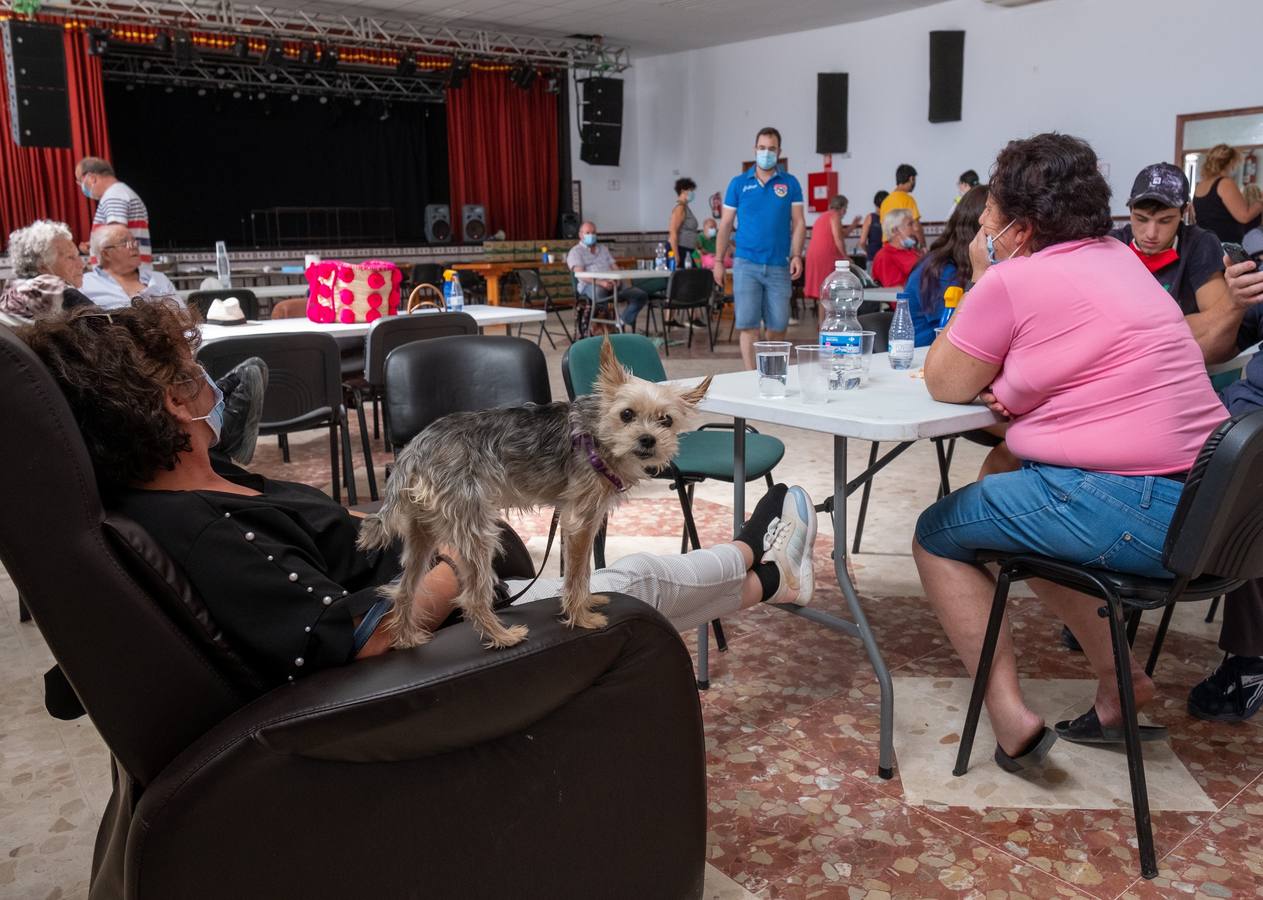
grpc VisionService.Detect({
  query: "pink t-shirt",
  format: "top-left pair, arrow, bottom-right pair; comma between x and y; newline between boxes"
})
947,237 -> 1226,475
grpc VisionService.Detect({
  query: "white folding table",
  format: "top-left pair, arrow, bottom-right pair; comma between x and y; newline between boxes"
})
573,269 -> 669,333
687,348 -> 1000,779
199,304 -> 545,345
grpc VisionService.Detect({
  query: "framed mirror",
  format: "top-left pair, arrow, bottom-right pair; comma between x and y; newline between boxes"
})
1175,106 -> 1263,196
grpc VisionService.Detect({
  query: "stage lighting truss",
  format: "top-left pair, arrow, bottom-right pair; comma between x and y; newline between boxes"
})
40,0 -> 631,74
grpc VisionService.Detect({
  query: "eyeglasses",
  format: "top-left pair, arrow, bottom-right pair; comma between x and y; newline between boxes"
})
102,238 -> 140,252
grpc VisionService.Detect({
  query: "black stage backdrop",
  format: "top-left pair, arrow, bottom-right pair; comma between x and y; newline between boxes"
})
103,84 -> 448,249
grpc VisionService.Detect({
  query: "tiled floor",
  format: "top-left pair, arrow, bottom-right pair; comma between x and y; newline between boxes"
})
3,311 -> 1261,898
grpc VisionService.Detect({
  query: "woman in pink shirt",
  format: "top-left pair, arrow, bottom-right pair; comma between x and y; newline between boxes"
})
914,134 -> 1227,770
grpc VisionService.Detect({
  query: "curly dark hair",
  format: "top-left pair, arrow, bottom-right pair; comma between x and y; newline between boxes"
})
918,184 -> 988,317
988,133 -> 1112,251
674,177 -> 696,195
20,298 -> 204,491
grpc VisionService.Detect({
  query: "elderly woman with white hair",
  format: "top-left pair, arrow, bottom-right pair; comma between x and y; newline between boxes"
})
1,220 -> 91,327
80,223 -> 178,310
871,207 -> 924,288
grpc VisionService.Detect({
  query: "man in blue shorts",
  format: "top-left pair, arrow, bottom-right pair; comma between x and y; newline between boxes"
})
713,126 -> 806,369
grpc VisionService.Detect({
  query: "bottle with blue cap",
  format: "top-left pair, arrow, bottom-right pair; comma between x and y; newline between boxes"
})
889,292 -> 915,370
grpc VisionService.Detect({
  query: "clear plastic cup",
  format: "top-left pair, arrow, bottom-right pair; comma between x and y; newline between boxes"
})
796,345 -> 833,403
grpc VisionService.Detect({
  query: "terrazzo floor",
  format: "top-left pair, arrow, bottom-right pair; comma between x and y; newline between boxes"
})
3,311 -> 1261,899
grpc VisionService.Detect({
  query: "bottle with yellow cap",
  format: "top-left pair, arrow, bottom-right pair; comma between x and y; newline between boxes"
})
939,285 -> 963,330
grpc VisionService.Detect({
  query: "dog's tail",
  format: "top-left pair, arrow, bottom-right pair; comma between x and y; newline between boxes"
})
355,511 -> 394,552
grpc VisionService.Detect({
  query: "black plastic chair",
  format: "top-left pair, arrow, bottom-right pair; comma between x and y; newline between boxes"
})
406,262 -> 444,295
382,335 -> 551,453
188,289 -> 260,321
514,268 -> 574,348
198,333 -> 361,504
454,268 -> 486,303
655,269 -> 715,356
952,410 -> 1263,881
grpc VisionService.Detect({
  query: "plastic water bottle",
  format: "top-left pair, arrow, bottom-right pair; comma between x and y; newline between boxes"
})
214,240 -> 232,288
654,243 -> 667,270
889,293 -> 915,369
683,252 -> 693,269
540,245 -> 550,264
939,285 -> 963,329
818,261 -> 864,391
445,272 -> 465,311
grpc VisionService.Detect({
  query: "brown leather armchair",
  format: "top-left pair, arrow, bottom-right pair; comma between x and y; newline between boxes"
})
0,324 -> 707,900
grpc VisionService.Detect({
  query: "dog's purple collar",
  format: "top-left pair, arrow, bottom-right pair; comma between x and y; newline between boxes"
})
572,432 -> 628,493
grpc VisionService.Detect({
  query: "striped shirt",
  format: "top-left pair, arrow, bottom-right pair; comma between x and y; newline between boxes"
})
92,181 -> 152,267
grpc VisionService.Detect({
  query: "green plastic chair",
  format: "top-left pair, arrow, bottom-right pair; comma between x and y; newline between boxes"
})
562,333 -> 786,688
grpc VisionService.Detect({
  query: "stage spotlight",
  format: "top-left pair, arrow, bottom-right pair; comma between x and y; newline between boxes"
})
318,45 -> 338,71
85,28 -> 110,56
379,102 -> 391,121
153,32 -> 171,54
352,97 -> 362,107
395,55 -> 416,77
256,91 -> 266,100
173,31 -> 195,65
197,87 -> 207,97
290,92 -> 300,102
508,61 -> 536,90
233,37 -> 250,59
262,39 -> 284,69
298,44 -> 315,66
445,56 -> 471,89
232,89 -> 242,98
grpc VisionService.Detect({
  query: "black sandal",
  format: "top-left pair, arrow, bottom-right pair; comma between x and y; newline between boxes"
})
1054,707 -> 1167,745
994,726 -> 1058,773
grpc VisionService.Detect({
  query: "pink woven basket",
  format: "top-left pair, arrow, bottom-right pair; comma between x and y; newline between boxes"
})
305,260 -> 402,324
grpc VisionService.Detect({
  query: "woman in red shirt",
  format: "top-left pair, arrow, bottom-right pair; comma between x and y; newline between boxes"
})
804,194 -> 860,302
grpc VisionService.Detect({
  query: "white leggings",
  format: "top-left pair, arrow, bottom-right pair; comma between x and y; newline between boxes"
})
506,544 -> 748,632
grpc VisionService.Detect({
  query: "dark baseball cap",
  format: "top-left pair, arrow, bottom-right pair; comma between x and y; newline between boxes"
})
1127,163 -> 1190,209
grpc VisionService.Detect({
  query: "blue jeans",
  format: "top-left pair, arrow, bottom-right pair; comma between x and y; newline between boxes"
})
732,258 -> 791,331
582,284 -> 649,328
915,462 -> 1184,579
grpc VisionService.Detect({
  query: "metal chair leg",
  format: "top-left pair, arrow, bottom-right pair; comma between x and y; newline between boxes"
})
279,433 -> 290,463
18,596 -> 31,623
954,566 -> 1013,776
1205,595 -> 1221,623
353,390 -> 378,503
934,437 -> 953,499
328,425 -> 340,504
712,619 -> 728,652
696,622 -> 710,690
852,442 -> 880,554
1126,608 -> 1142,647
372,391 -> 381,440
339,408 -> 358,506
1104,592 -> 1159,879
1145,601 -> 1178,676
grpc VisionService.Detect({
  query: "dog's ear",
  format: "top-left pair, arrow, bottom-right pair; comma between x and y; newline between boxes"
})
596,336 -> 629,393
679,374 -> 713,407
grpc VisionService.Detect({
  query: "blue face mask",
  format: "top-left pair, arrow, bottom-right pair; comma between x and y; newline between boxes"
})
686,191 -> 695,203
582,233 -> 597,247
900,236 -> 917,249
755,149 -> 777,171
80,179 -> 93,199
190,371 -> 225,447
986,219 -> 1017,265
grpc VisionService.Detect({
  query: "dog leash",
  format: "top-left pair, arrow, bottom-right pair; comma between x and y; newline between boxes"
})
505,509 -> 561,603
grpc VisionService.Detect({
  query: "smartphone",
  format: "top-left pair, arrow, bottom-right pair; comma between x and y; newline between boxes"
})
1224,242 -> 1263,265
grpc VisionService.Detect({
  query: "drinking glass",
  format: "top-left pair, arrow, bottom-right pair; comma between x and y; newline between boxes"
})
754,341 -> 792,399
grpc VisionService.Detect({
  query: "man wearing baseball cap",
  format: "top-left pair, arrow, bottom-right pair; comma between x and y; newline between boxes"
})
1111,162 -> 1243,362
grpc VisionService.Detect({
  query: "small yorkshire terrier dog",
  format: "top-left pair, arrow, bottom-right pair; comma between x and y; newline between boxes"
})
357,338 -> 712,649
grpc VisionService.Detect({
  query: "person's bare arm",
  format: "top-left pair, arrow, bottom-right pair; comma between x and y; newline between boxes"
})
858,215 -> 873,254
713,207 -> 737,286
1217,178 -> 1263,225
829,213 -> 846,255
789,205 -> 806,280
924,334 -> 1002,404
1183,272 -> 1243,364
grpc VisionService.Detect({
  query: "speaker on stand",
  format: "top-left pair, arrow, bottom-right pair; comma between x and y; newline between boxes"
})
461,204 -> 487,243
424,204 -> 452,243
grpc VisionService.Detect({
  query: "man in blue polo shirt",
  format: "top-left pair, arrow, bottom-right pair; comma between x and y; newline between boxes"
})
713,126 -> 806,369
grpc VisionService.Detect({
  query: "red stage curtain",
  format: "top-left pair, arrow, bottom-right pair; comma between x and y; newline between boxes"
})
0,26 -> 112,243
446,70 -> 558,240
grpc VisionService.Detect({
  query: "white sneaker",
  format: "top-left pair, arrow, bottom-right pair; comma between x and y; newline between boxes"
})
763,485 -> 816,605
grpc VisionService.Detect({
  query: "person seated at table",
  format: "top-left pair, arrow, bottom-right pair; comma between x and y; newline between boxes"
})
914,132 -> 1228,768
1,220 -> 92,327
567,221 -> 648,332
20,300 -> 818,685
80,223 -> 178,310
906,185 -> 987,346
693,218 -> 730,270
1111,163 -> 1242,364
1182,256 -> 1263,721
870,209 -> 923,289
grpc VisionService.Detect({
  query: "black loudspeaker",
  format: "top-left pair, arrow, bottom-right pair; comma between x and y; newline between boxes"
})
560,211 -> 580,240
2,21 -> 71,148
581,77 -> 623,123
816,72 -> 849,154
424,204 -> 452,243
580,124 -> 621,167
928,30 -> 965,124
462,204 -> 487,242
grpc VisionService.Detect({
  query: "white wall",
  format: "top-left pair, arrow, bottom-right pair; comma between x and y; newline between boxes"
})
573,0 -> 1263,230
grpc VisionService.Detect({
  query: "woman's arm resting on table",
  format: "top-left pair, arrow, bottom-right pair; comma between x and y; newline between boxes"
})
924,332 -> 1002,404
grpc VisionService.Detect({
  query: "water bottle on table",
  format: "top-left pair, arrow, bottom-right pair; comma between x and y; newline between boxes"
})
654,243 -> 667,270
214,240 -> 232,289
818,260 -> 864,390
444,270 -> 465,311
889,293 -> 915,370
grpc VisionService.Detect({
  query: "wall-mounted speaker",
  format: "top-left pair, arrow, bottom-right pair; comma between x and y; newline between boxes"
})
816,73 -> 849,154
929,30 -> 965,123
424,203 -> 451,243
462,204 -> 487,242
580,124 -> 621,167
578,77 -> 623,167
2,21 -> 71,148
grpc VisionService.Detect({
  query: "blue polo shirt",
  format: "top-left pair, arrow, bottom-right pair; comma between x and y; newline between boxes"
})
723,166 -> 803,267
